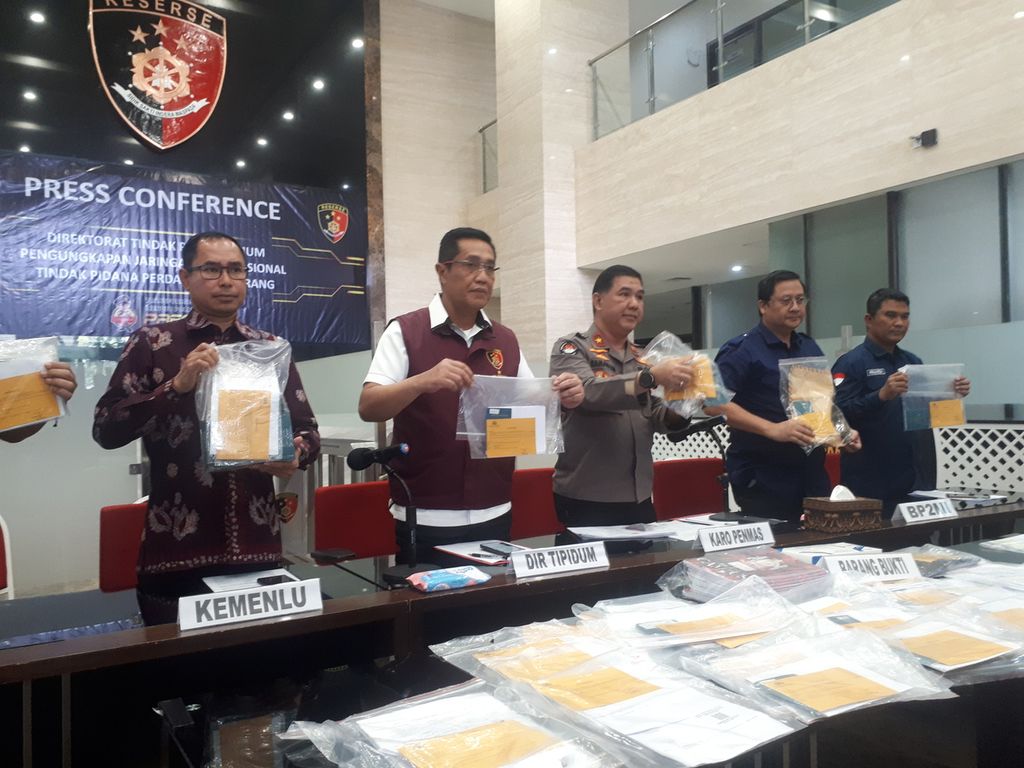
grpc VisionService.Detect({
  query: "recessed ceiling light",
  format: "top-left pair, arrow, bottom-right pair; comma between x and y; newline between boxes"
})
235,159 -> 246,168
342,183 -> 350,190
29,11 -> 45,24
312,78 -> 325,91
900,54 -> 911,63
548,47 -> 557,55
19,145 -> 31,153
282,110 -> 294,121
123,159 -> 134,165
256,137 -> 268,146
564,88 -> 574,93
731,265 -> 743,273
351,37 -> 364,49
23,90 -> 37,101
1015,11 -> 1024,20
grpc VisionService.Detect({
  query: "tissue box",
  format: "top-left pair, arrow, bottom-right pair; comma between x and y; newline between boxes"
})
802,497 -> 882,533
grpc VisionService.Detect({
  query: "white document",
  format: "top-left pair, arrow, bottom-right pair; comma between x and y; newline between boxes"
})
202,567 -> 298,593
980,533 -> 1024,554
910,490 -> 1007,509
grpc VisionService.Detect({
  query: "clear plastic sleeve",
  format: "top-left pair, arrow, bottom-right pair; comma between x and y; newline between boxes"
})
656,546 -> 833,603
697,630 -> 952,723
195,338 -> 296,471
900,363 -> 966,431
315,680 -> 618,768
636,331 -> 733,418
0,336 -> 66,434
456,375 -> 563,459
778,357 -> 854,453
892,543 -> 983,578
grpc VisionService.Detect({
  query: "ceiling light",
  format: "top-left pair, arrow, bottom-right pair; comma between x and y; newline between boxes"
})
342,183 -> 350,190
1015,11 -> 1024,20
19,145 -> 31,153
312,78 -> 325,91
29,11 -> 45,24
731,265 -> 743,273
900,54 -> 911,63
282,110 -> 294,121
235,159 -> 246,168
123,159 -> 134,165
23,90 -> 37,101
351,37 -> 364,49
256,136 -> 268,146
548,47 -> 557,55
564,88 -> 573,93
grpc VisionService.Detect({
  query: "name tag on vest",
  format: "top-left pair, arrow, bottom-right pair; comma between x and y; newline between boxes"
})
179,578 -> 322,631
892,498 -> 958,525
697,522 -> 775,552
823,554 -> 921,582
510,542 -> 608,577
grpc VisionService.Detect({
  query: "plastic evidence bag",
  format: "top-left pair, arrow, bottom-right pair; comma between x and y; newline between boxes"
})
901,363 -> 966,430
195,338 -> 295,470
636,330 -> 733,418
457,375 -> 563,459
778,357 -> 855,453
0,336 -> 66,434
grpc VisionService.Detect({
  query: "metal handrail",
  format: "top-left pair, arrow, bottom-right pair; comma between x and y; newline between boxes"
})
478,118 -> 497,134
587,0 -> 701,66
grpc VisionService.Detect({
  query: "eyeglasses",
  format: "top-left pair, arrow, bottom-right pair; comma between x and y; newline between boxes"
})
771,295 -> 808,307
188,263 -> 249,281
447,259 -> 499,275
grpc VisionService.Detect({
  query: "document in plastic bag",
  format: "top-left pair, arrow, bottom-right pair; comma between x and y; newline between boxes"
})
457,376 -> 563,459
0,337 -> 65,433
900,363 -> 966,430
637,331 -> 733,417
894,622 -> 1019,672
778,357 -> 853,452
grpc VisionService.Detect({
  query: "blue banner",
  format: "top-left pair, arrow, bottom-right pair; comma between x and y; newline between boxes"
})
0,153 -> 369,350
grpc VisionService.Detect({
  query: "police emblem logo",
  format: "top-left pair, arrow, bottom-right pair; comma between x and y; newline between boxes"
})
487,349 -> 504,373
89,0 -> 227,150
110,296 -> 138,331
559,341 -> 577,355
317,203 -> 350,244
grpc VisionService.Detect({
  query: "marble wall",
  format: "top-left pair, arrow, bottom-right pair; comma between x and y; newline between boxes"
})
575,0 -> 1024,267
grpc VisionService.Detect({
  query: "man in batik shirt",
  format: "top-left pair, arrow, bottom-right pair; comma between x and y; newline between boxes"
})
93,232 -> 319,617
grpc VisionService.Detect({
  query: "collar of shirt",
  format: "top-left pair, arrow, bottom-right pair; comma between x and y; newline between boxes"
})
754,321 -> 808,351
863,336 -> 904,361
184,309 -> 264,340
584,323 -> 635,362
428,293 -> 492,341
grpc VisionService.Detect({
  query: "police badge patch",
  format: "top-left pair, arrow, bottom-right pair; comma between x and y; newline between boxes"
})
318,203 -> 350,244
89,0 -> 227,150
487,349 -> 504,374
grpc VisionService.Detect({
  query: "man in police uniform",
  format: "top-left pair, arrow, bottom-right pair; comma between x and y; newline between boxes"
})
832,288 -> 970,508
711,270 -> 861,522
549,265 -> 694,527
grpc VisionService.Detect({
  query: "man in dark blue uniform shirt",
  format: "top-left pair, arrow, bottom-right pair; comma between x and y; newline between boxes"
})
711,271 -> 860,521
832,288 -> 970,508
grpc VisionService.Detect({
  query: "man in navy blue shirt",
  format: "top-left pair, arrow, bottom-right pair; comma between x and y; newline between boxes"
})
832,288 -> 970,508
711,271 -> 860,521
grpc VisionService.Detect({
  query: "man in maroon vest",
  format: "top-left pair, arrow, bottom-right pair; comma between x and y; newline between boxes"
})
360,228 -> 583,562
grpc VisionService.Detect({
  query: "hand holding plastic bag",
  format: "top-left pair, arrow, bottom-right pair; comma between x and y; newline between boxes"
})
637,331 -> 733,418
900,363 -> 966,430
195,338 -> 296,471
457,375 -> 563,459
0,336 -> 67,433
778,357 -> 854,453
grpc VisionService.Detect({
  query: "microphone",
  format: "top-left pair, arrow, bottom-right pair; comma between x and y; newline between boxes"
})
667,415 -> 726,443
346,443 -> 410,471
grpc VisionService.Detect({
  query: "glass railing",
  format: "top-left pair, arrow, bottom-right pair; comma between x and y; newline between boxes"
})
590,0 -> 900,140
479,119 -> 498,193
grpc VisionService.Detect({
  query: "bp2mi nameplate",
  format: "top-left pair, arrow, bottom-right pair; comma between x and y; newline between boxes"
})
179,578 -> 322,631
892,498 -> 958,525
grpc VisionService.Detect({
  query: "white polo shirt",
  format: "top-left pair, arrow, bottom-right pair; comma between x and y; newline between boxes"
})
363,294 -> 534,526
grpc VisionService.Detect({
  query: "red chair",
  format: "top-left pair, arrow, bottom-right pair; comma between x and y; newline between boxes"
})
510,467 -> 564,539
314,481 -> 397,558
0,513 -> 13,600
825,450 -> 841,489
652,458 -> 727,520
99,503 -> 147,592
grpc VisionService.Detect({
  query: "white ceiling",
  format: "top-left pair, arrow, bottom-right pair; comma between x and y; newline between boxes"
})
418,0 -> 494,21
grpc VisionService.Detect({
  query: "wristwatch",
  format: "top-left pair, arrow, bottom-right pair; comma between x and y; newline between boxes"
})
637,367 -> 656,391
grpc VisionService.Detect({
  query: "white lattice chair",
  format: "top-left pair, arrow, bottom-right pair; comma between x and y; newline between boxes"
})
936,424 -> 1024,493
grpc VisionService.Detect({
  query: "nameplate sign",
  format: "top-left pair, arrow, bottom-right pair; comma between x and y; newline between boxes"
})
823,554 -> 921,582
697,522 -> 775,553
179,578 -> 323,631
510,542 -> 608,578
892,498 -> 959,525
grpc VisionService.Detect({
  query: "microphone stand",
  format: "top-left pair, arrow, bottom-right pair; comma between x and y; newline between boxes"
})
379,462 -> 438,587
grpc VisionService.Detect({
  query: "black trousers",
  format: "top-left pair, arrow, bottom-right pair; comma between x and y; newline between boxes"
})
553,494 -> 656,527
394,512 -> 512,568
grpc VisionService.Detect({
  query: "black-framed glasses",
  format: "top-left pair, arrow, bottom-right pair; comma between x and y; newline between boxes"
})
447,259 -> 499,275
188,263 -> 249,281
